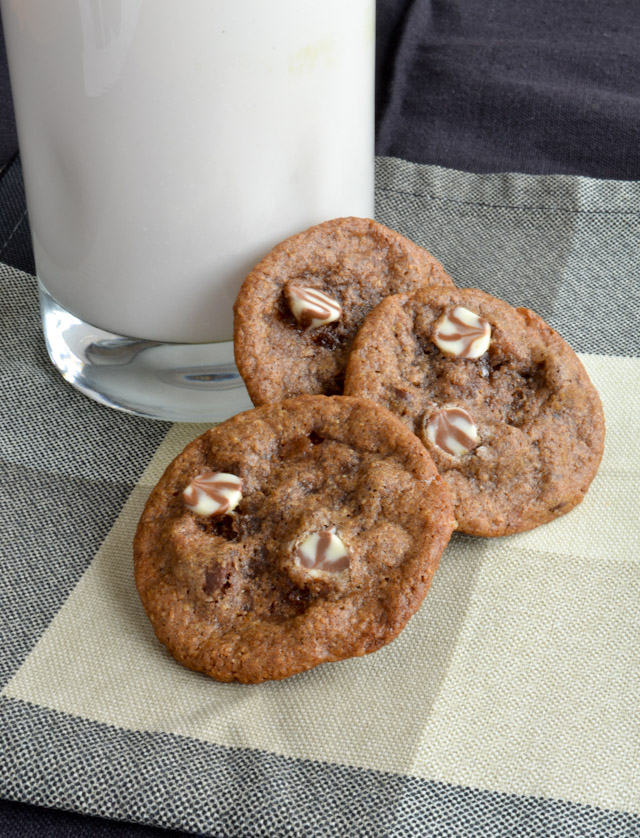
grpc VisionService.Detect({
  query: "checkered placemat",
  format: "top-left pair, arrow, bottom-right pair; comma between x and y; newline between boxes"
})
1,156 -> 638,836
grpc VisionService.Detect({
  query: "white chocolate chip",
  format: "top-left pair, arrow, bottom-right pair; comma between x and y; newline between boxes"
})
426,406 -> 480,456
295,527 -> 350,574
286,285 -> 342,330
433,305 -> 491,359
183,472 -> 242,516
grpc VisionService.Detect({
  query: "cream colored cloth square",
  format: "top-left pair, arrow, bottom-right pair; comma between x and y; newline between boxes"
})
5,353 -> 639,816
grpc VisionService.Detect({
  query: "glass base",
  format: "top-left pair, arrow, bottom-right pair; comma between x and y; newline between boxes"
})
39,282 -> 253,422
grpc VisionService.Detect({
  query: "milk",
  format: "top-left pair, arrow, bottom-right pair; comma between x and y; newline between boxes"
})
1,0 -> 375,343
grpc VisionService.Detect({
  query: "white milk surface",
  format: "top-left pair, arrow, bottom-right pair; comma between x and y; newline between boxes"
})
3,0 -> 375,342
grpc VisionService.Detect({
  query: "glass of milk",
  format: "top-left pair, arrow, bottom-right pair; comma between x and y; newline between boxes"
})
1,0 -> 375,421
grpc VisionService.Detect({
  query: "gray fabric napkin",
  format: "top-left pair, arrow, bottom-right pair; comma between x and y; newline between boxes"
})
1,156 -> 638,836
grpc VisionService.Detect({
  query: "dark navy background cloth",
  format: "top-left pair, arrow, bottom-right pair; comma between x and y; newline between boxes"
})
375,0 -> 640,178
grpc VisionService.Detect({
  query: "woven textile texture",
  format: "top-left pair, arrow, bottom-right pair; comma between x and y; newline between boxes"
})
1,155 -> 639,837
375,0 -> 640,178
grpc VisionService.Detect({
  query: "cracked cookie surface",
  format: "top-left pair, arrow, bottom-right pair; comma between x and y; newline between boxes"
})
134,395 -> 454,683
344,287 -> 605,536
233,217 -> 453,405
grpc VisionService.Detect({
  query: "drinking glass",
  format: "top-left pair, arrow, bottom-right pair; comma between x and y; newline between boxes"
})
1,0 -> 375,421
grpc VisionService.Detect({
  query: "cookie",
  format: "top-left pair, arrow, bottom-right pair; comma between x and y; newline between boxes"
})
344,287 -> 605,536
134,395 -> 455,683
233,217 -> 454,405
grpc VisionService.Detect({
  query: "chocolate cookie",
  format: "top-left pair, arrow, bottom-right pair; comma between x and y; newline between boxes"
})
344,287 -> 605,536
233,217 -> 454,405
134,395 -> 455,683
